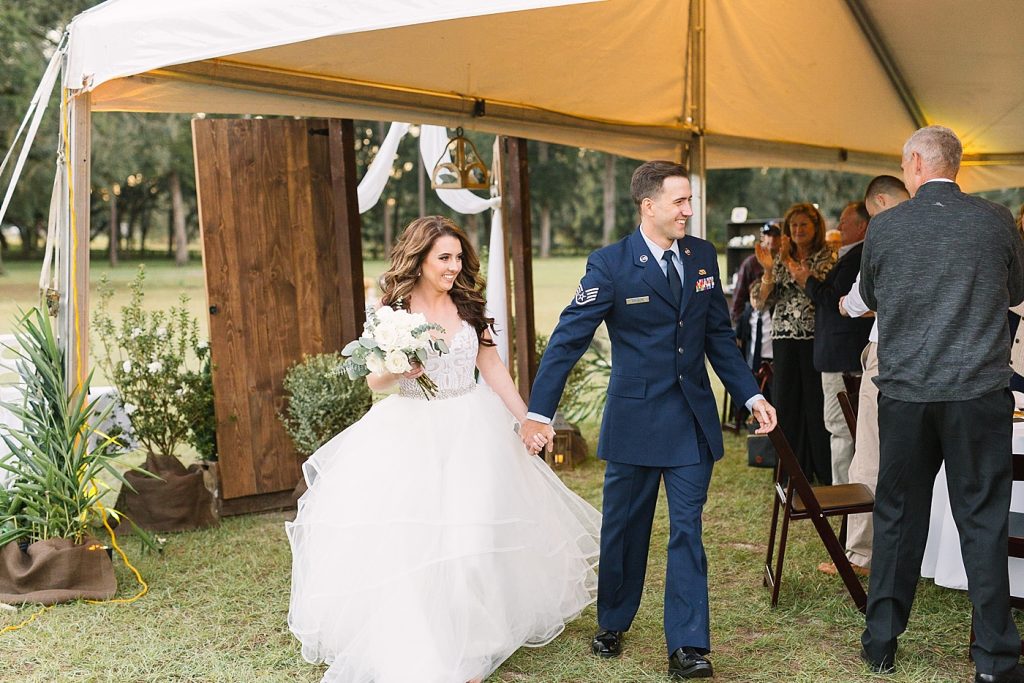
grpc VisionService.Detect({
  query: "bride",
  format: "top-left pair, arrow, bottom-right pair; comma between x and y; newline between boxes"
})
286,216 -> 601,683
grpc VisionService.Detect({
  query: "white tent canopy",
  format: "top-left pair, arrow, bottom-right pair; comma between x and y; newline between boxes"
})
64,0 -> 1024,192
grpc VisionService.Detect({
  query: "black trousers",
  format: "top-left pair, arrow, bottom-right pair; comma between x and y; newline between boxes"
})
862,387 -> 1019,674
771,338 -> 831,484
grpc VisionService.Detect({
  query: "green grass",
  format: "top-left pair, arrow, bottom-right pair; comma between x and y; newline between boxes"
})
1,257 -> 1010,681
0,432 -> 996,682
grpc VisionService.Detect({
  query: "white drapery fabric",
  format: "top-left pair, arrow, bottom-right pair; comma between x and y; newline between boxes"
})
356,122 -> 410,214
355,123 -> 508,365
0,48 -> 64,232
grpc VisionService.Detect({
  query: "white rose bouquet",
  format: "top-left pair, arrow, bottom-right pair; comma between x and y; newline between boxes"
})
342,305 -> 449,398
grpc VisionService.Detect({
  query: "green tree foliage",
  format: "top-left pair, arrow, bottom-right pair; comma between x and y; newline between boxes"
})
2,2 -> 1021,264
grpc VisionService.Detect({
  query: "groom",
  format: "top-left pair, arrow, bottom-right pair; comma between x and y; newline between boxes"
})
521,160 -> 776,679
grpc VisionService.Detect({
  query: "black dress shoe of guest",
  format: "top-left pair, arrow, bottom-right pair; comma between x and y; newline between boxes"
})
591,629 -> 623,658
860,645 -> 896,674
668,647 -> 714,679
976,664 -> 1024,683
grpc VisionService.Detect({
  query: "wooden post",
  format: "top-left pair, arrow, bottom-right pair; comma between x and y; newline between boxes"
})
62,90 -> 91,394
685,0 -> 708,239
328,119 -> 365,343
500,136 -> 537,401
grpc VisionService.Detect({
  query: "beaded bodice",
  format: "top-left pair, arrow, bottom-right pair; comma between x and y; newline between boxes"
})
397,320 -> 478,399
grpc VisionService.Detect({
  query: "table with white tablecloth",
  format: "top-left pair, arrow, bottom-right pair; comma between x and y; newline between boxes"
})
920,420 -> 1024,594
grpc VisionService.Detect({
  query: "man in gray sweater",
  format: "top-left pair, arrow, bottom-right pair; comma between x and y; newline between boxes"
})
859,125 -> 1024,682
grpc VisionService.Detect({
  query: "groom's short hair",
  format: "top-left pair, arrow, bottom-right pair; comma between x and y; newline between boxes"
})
631,160 -> 689,210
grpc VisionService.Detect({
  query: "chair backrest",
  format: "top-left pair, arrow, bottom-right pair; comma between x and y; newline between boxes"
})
767,427 -> 826,518
837,390 -> 858,438
842,373 -> 861,399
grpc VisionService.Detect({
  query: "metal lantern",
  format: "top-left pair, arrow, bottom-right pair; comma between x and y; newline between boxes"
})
430,127 -> 490,191
546,412 -> 588,471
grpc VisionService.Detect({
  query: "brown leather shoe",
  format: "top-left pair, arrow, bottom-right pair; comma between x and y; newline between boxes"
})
818,561 -> 870,577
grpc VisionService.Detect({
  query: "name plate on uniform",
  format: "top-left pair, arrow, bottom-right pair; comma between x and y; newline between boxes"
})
625,296 -> 650,305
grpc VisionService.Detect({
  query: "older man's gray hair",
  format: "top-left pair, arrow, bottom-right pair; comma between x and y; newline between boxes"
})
902,125 -> 962,177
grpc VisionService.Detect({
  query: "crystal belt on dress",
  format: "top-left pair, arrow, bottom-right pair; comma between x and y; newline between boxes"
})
398,383 -> 477,400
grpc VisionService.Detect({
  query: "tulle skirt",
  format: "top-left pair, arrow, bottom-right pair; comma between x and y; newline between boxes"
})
286,385 -> 601,683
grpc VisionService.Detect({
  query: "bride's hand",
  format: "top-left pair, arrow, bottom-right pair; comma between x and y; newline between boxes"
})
402,363 -> 424,380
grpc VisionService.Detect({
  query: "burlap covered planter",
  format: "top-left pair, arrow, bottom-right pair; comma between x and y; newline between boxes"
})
115,453 -> 219,532
0,537 -> 116,605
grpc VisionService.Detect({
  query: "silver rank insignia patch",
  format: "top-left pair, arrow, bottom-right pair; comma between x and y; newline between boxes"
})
575,283 -> 599,305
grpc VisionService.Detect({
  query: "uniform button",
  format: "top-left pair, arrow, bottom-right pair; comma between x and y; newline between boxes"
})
678,320 -> 684,327
678,374 -> 684,381
677,347 -> 684,354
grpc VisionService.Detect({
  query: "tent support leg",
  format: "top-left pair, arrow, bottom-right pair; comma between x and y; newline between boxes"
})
500,136 -> 536,402
61,89 -> 90,394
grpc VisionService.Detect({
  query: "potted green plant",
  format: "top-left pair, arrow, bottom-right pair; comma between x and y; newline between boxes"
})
280,352 -> 372,501
181,342 -> 219,513
92,266 -> 217,532
0,309 -> 145,605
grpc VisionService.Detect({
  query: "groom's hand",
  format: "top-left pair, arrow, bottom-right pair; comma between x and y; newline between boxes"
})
520,419 -> 555,454
750,399 -> 777,434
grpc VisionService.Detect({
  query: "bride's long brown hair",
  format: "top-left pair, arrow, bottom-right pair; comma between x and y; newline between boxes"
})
380,216 -> 495,346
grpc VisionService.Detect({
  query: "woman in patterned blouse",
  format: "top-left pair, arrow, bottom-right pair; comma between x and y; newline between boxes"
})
751,203 -> 835,483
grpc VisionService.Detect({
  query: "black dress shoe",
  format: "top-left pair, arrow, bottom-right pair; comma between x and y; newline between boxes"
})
591,629 -> 623,658
668,647 -> 714,679
860,646 -> 896,674
976,664 -> 1024,683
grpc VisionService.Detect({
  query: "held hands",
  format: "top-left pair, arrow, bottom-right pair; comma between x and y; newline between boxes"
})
519,419 -> 555,456
750,398 -> 778,434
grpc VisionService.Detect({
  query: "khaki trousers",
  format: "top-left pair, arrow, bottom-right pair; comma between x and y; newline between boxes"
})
821,371 -> 855,484
846,342 -> 879,567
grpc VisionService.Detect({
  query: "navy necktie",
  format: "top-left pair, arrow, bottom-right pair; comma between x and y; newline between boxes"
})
663,250 -> 682,304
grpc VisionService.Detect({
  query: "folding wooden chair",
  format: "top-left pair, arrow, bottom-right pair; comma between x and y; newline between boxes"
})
841,372 -> 861,399
837,390 -> 858,443
763,427 -> 875,612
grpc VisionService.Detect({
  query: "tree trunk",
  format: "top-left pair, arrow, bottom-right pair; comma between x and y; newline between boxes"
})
383,196 -> 394,258
465,212 -> 480,253
170,170 -> 189,265
417,158 -> 427,218
126,205 -> 138,255
109,190 -> 119,267
602,154 -> 617,246
538,142 -> 552,258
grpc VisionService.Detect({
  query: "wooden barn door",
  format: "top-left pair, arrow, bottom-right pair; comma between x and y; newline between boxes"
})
192,118 -> 364,514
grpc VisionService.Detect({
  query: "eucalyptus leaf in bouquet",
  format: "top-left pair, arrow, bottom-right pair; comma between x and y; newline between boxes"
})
342,305 -> 449,398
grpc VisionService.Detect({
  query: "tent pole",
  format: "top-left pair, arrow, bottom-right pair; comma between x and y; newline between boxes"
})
500,136 -> 537,402
62,89 -> 91,394
685,0 -> 707,240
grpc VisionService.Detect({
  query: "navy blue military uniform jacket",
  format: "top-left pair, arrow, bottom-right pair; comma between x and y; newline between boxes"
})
529,229 -> 761,468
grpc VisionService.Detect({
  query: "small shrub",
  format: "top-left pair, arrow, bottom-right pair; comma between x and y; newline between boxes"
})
280,352 -> 373,457
536,333 -> 611,424
92,265 -> 209,459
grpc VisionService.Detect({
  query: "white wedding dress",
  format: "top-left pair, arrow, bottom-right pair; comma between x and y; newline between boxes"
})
286,321 -> 601,683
